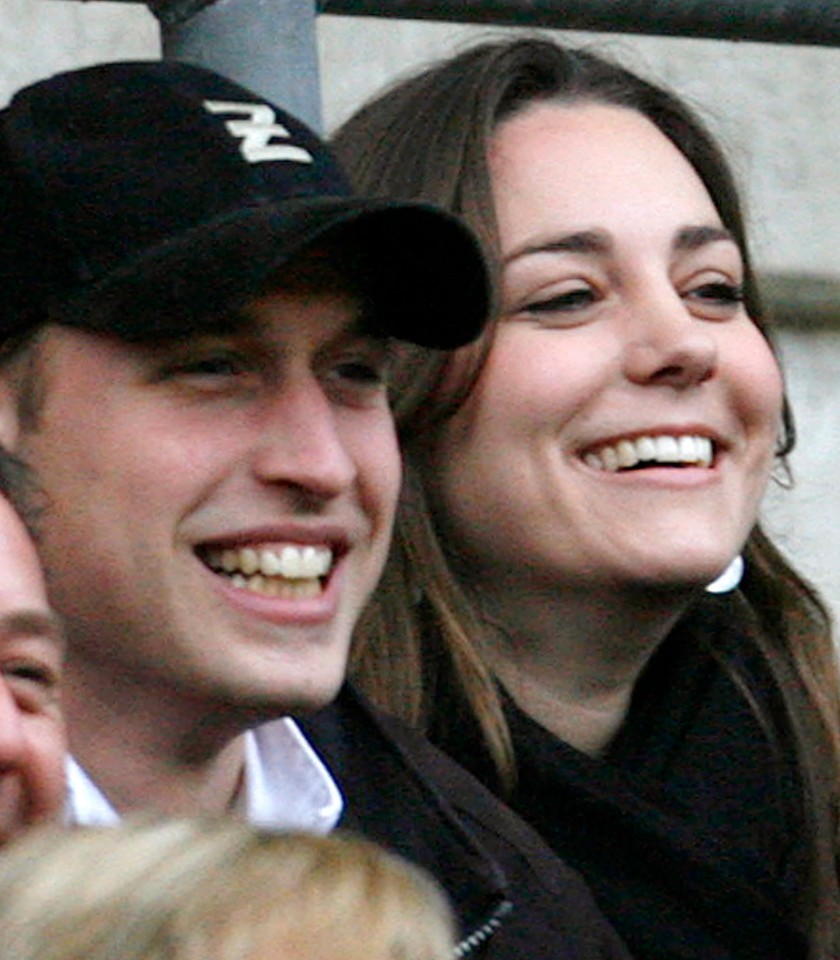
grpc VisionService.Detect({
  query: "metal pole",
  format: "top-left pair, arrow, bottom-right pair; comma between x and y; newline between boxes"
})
160,0 -> 323,130
318,0 -> 840,47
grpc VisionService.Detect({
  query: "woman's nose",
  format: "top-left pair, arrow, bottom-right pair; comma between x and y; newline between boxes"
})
622,289 -> 717,388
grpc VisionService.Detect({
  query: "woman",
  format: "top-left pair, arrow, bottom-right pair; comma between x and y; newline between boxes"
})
0,818 -> 456,960
334,37 -> 840,960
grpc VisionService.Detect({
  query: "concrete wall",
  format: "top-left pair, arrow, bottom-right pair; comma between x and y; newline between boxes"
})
320,17 -> 840,280
0,0 -> 159,95
5,1 -> 840,617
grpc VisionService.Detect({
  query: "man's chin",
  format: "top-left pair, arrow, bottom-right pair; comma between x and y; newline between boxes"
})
282,682 -> 345,718
235,675 -> 346,723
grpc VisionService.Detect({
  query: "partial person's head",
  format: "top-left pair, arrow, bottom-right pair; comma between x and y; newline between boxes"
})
0,448 -> 64,844
0,61 -> 489,725
334,37 -> 784,600
0,817 -> 457,960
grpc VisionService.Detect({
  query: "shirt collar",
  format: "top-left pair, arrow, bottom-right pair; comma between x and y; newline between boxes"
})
64,717 -> 343,833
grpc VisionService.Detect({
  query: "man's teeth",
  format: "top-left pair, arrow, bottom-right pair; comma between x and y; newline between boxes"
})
229,574 -> 322,599
204,544 -> 333,597
584,435 -> 713,472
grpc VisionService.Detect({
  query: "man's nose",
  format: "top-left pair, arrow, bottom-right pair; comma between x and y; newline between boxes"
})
250,375 -> 358,500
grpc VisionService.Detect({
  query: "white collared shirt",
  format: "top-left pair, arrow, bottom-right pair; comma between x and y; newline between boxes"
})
65,716 -> 344,834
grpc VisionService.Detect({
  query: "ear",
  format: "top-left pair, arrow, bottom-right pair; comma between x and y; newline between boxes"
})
0,375 -> 21,450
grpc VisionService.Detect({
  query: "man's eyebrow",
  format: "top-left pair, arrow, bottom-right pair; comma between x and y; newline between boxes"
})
347,312 -> 388,340
504,229 -> 611,265
673,224 -> 736,252
0,610 -> 65,646
201,308 -> 256,336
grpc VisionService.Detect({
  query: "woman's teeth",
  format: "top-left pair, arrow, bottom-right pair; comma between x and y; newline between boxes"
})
204,544 -> 333,597
584,434 -> 713,472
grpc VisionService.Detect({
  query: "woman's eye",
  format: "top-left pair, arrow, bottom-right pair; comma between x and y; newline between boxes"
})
688,281 -> 744,304
507,285 -> 598,326
525,287 -> 596,314
683,280 -> 745,320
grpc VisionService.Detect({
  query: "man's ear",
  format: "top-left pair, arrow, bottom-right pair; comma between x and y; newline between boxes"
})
0,375 -> 21,449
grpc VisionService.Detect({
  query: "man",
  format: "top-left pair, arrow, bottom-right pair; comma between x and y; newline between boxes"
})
0,450 -> 65,844
0,61 -> 630,958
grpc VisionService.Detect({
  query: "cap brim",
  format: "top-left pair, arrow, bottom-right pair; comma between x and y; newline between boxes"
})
60,198 -> 491,350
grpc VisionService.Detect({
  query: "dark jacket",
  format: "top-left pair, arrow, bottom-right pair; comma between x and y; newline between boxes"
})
300,684 -> 632,960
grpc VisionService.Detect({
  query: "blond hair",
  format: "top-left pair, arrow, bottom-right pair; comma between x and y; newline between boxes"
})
0,818 -> 456,960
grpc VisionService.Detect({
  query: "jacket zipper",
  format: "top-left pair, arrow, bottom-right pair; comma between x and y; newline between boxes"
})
454,899 -> 514,958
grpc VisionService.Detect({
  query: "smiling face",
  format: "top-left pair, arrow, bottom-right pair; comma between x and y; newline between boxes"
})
426,102 -> 783,596
11,270 -> 400,729
0,492 -> 65,843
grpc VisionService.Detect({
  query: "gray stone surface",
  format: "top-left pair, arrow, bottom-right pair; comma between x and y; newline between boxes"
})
319,17 -> 840,280
0,1 -> 159,103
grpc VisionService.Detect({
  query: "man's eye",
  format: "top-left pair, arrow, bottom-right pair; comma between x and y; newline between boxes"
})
323,349 -> 392,408
329,340 -> 393,388
171,355 -> 245,377
155,351 -> 260,391
334,360 -> 389,385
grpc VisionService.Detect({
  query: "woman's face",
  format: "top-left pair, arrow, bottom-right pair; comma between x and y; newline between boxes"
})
426,102 -> 783,595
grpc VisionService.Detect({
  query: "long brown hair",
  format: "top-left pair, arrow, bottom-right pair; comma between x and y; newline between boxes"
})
336,37 -> 840,956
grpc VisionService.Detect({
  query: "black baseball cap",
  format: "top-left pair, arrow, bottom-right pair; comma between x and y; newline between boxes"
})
0,60 -> 490,348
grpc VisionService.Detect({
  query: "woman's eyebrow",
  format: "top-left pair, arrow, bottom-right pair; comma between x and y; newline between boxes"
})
504,229 -> 611,265
673,224 -> 736,252
505,224 -> 737,267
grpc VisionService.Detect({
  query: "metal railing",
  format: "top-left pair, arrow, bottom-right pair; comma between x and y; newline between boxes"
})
104,0 -> 840,46
319,0 -> 840,47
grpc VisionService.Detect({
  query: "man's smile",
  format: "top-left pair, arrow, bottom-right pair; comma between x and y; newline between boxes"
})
199,543 -> 336,599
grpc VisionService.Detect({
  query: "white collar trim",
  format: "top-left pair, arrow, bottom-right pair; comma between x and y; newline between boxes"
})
65,717 -> 343,834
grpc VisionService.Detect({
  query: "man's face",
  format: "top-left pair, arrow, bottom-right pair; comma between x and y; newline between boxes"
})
13,281 -> 400,729
0,491 -> 65,843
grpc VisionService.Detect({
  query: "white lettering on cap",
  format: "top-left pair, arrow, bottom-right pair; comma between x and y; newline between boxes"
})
203,100 -> 314,164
